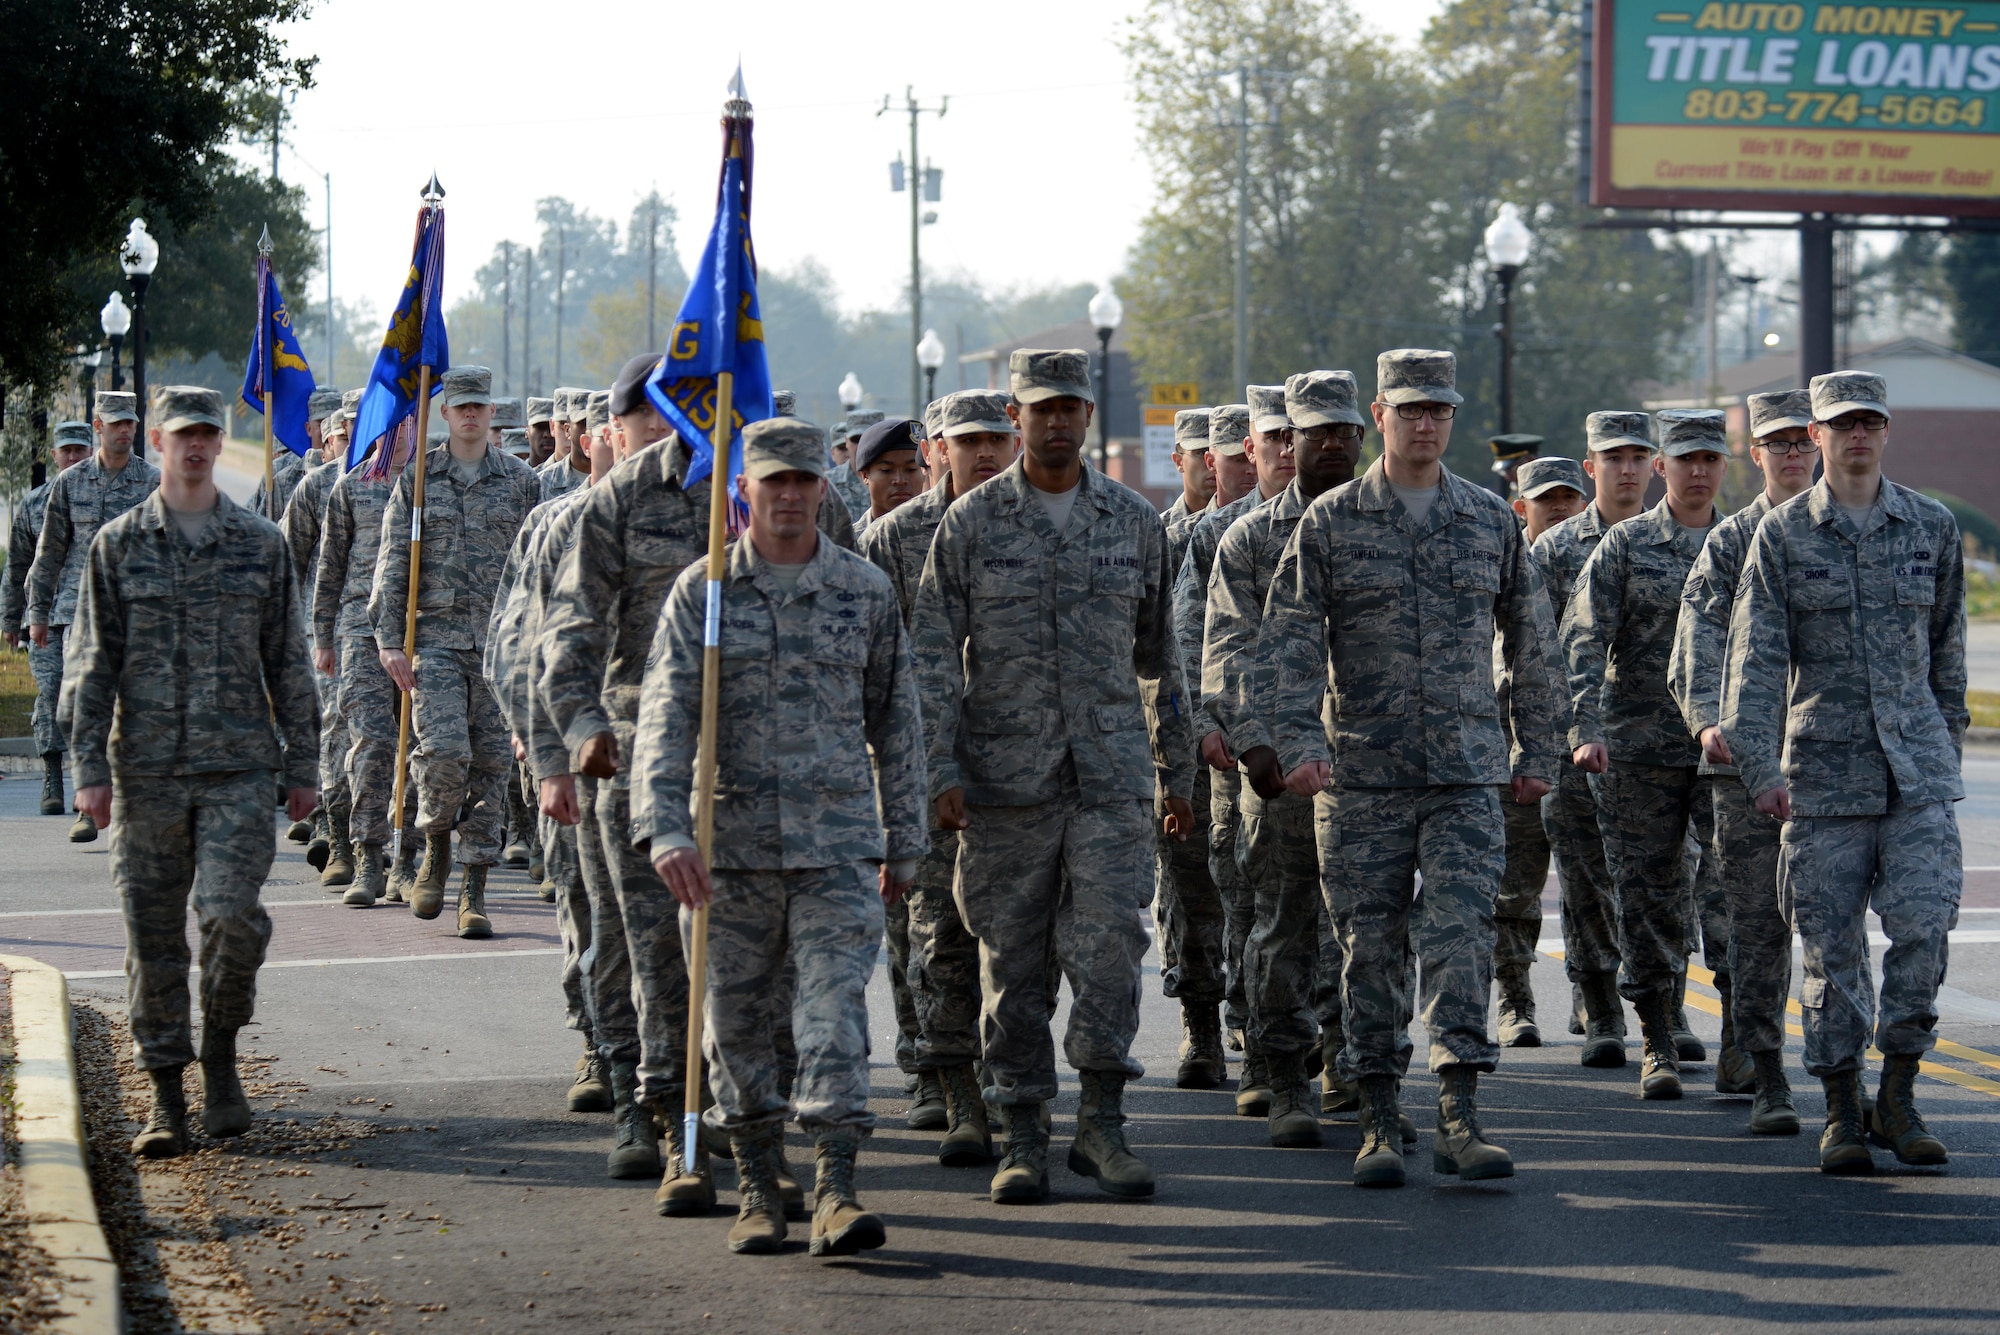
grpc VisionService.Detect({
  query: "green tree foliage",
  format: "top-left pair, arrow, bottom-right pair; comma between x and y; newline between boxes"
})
1122,0 -> 1694,477
1942,233 -> 2000,364
0,0 -> 315,385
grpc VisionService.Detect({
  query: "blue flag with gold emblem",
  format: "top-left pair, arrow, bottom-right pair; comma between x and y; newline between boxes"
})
239,260 -> 317,456
351,202 -> 449,474
645,107 -> 770,514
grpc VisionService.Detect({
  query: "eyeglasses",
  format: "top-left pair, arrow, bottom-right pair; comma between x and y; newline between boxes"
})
1393,403 -> 1456,421
1822,414 -> 1888,433
1298,423 -> 1366,443
1756,438 -> 1819,456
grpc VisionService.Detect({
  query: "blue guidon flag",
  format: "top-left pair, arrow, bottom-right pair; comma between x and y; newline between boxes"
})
239,256 -> 317,458
646,72 -> 771,527
351,192 -> 449,476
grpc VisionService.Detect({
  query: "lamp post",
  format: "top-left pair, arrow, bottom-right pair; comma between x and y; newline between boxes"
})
1087,284 -> 1123,473
1483,203 -> 1532,436
119,218 -> 160,456
100,292 -> 131,392
916,329 -> 945,408
838,372 -> 863,416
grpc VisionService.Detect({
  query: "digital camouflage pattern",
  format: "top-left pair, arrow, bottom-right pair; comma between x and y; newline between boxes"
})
540,452 -> 589,504
1748,389 -> 1813,436
249,449 -> 307,522
5,479 -> 63,754
1373,347 -> 1463,406
1810,370 -> 1890,420
1171,489 -> 1261,710
1284,369 -> 1367,429
25,451 -> 160,628
1495,791 -> 1549,978
1008,348 -> 1093,404
1173,407 -> 1211,454
1240,783 -> 1336,1059
827,461 -> 871,523
316,461 -> 410,846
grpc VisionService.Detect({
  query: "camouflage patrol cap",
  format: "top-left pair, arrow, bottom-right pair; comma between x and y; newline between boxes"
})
340,388 -> 365,420
489,397 -> 524,428
1008,348 -> 1094,405
440,365 -> 494,408
922,398 -> 945,440
323,409 -> 350,440
844,409 -> 884,442
153,385 -> 225,433
772,390 -> 797,416
1247,384 -> 1289,433
52,421 -> 93,449
742,417 -> 829,480
1655,408 -> 1727,457
586,390 -> 612,432
1810,370 -> 1889,421
1173,408 -> 1211,453
526,396 -> 556,425
501,427 -> 529,456
939,389 -> 1013,439
307,387 -> 345,422
1209,404 -> 1250,457
555,387 -> 590,423
1585,411 -> 1654,453
1285,371 -> 1365,429
94,391 -> 137,423
1516,455 -> 1587,499
1375,348 -> 1462,406
1747,389 -> 1812,438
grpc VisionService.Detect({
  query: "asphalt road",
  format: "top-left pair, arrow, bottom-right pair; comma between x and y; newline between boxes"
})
8,752 -> 2000,1332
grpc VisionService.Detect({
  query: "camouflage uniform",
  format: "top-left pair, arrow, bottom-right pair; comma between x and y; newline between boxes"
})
913,452 -> 1194,1105
1532,506 -> 1621,982
68,483 -> 318,1069
5,477 -> 61,755
1722,473 -> 1967,1078
249,448 -> 307,522
631,512 -> 928,1135
25,450 -> 161,760
1266,458 -> 1561,1080
371,441 -> 540,865
540,453 -> 589,504
1563,494 -> 1717,1006
281,457 -> 351,826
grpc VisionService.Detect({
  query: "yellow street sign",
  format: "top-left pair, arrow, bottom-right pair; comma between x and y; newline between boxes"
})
1151,383 -> 1199,406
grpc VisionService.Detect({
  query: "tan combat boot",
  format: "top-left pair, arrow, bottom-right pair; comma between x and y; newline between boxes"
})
1352,1074 -> 1405,1188
655,1123 -> 716,1217
410,831 -> 452,919
344,844 -> 384,908
320,807 -> 356,887
68,810 -> 97,843
809,1132 -> 886,1257
989,1102 -> 1050,1204
906,1069 -> 947,1131
1748,1049 -> 1800,1135
1870,1053 -> 1948,1166
568,1037 -> 613,1112
199,1028 -> 252,1138
1578,971 -> 1628,1069
726,1125 -> 788,1253
456,864 -> 493,939
1496,967 -> 1540,1047
605,1061 -> 662,1179
384,835 -> 418,904
1635,988 -> 1683,1100
937,1062 -> 992,1166
1265,1052 -> 1322,1149
132,1066 -> 189,1158
1670,964 -> 1706,1062
1068,1070 -> 1155,1198
1235,1050 -> 1273,1117
1433,1065 -> 1514,1180
1176,999 -> 1226,1089
1714,977 -> 1755,1093
1819,1068 -> 1876,1174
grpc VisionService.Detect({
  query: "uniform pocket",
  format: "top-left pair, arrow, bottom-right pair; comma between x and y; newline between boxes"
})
1800,976 -> 1827,1010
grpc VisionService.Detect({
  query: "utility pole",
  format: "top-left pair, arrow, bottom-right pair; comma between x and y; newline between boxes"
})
555,227 -> 566,384
501,240 -> 514,397
646,193 -> 658,352
1736,271 -> 1759,362
323,172 -> 333,384
880,87 -> 948,416
1799,214 -> 1835,384
1705,239 -> 1720,406
271,96 -> 281,181
1207,66 -> 1283,396
523,246 -> 534,396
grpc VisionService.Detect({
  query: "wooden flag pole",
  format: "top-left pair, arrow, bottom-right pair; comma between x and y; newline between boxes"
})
262,392 -> 276,519
389,365 -> 434,864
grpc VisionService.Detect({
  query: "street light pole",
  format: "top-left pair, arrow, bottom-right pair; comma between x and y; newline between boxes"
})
119,218 -> 160,457
880,88 -> 947,417
101,292 -> 131,394
1482,203 -> 1533,437
1087,284 -> 1123,474
916,328 -> 945,410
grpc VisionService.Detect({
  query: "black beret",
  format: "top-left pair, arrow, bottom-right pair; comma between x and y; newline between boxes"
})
610,354 -> 663,417
854,417 -> 924,473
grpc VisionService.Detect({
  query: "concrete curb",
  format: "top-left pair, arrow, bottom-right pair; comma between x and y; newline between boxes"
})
3,953 -> 122,1334
1969,726 -> 2000,744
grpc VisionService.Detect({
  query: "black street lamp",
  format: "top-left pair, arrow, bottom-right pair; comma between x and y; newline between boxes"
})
1483,203 -> 1532,436
916,328 -> 945,409
100,292 -> 131,393
119,218 -> 159,456
1088,284 -> 1123,473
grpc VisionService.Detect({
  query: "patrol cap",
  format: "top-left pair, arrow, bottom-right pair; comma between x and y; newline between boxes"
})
440,365 -> 493,408
1585,411 -> 1653,453
610,355 -> 662,416
855,417 -> 923,472
323,409 -> 351,440
555,387 -> 590,423
1209,404 -> 1250,457
341,388 -> 366,420
586,390 -> 612,432
939,390 -> 1014,439
922,398 -> 946,441
1247,384 -> 1289,433
1516,455 -> 1587,499
307,387 -> 345,422
772,390 -> 796,416
1656,408 -> 1727,457
153,385 -> 226,433
1173,408 -> 1211,452
526,396 -> 556,425
489,396 -> 523,428
1810,370 -> 1889,421
94,391 -> 137,423
1008,348 -> 1094,405
1285,371 -> 1365,429
843,409 -> 884,442
1747,389 -> 1812,438
1375,348 -> 1462,406
742,417 -> 829,480
501,427 -> 529,456
52,421 -> 93,449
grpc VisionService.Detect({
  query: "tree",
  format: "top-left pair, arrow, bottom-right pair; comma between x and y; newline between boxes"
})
0,0 -> 314,386
1942,233 -> 2000,365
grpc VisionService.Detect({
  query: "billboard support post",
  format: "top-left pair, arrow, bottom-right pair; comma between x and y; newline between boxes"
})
1800,215 -> 1836,382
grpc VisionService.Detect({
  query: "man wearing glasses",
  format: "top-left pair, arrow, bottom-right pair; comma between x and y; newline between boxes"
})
1669,389 -> 1817,1136
1265,349 -> 1561,1188
1722,372 -> 1966,1175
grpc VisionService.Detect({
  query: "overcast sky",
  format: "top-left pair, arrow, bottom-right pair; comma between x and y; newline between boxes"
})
268,0 -> 1442,326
